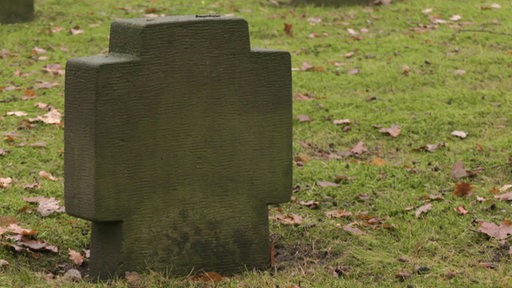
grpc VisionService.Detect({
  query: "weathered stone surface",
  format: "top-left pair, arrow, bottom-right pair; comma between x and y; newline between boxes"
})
65,16 -> 291,279
0,0 -> 34,23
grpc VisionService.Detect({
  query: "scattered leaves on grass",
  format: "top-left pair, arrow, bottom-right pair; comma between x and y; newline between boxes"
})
454,205 -> 468,215
415,203 -> 433,218
453,182 -> 473,197
275,213 -> 303,225
190,271 -> 224,283
68,249 -> 84,266
343,223 -> 367,235
478,221 -> 512,240
317,181 -> 339,188
350,141 -> 368,155
379,125 -> 401,137
451,130 -> 467,139
0,224 -> 57,254
325,210 -> 353,218
0,177 -> 13,189
23,196 -> 65,217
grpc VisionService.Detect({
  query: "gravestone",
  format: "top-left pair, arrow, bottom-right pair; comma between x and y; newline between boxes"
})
0,0 -> 34,23
65,15 -> 291,279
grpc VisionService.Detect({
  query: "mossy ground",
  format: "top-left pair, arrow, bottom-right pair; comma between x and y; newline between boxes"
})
1,0 -> 512,287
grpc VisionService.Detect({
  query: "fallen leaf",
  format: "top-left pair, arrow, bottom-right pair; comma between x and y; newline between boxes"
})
476,196 -> 486,202
414,143 -> 446,152
450,15 -> 462,21
454,205 -> 468,215
344,51 -> 355,58
301,61 -> 325,72
294,92 -> 315,101
372,157 -> 386,166
34,102 -> 54,111
317,181 -> 339,188
499,184 -> 512,192
343,223 -> 367,235
39,171 -> 61,181
325,210 -> 353,218
29,109 -> 62,125
42,64 -> 65,76
307,17 -> 322,25
23,182 -> 41,190
0,216 -> 17,227
495,192 -> 512,201
125,271 -> 141,285
480,262 -> 496,269
0,177 -> 13,189
63,269 -> 82,281
275,213 -> 303,225
297,114 -> 311,122
70,26 -> 84,36
396,270 -> 412,281
347,28 -> 358,36
415,203 -> 433,218
333,119 -> 351,125
451,130 -> 467,139
373,0 -> 392,5
451,161 -> 469,179
347,68 -> 360,75
191,271 -> 224,282
478,221 -> 512,240
454,69 -> 466,75
68,249 -> 84,266
379,125 -> 401,137
453,182 -> 473,197
299,200 -> 320,209
0,149 -> 8,156
0,259 -> 9,267
36,81 -> 59,89
350,141 -> 368,155
6,111 -> 28,117
23,196 -> 65,217
5,224 -> 37,236
18,238 -> 58,253
284,23 -> 293,36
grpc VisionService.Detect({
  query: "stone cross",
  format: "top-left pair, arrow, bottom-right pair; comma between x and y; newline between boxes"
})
0,0 -> 34,23
65,16 -> 291,279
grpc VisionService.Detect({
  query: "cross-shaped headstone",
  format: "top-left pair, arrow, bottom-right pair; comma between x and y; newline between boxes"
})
0,0 -> 34,24
65,16 -> 291,279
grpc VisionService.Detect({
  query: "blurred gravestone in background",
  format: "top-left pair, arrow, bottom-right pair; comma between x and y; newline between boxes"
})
0,0 -> 34,23
65,16 -> 292,279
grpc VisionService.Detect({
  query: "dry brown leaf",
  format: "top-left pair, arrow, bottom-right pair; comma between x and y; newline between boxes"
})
299,200 -> 320,209
0,149 -> 8,156
453,182 -> 473,197
343,223 -> 367,235
451,130 -> 467,139
325,209 -> 353,218
297,114 -> 311,122
454,205 -> 468,215
317,181 -> 339,188
6,111 -> 28,117
63,269 -> 82,281
23,182 -> 41,190
29,109 -> 62,125
125,271 -> 141,284
379,125 -> 401,137
284,23 -> 293,36
347,68 -> 360,75
275,213 -> 303,225
372,157 -> 386,166
499,184 -> 512,192
191,271 -> 224,282
68,249 -> 84,266
495,192 -> 512,201
294,92 -> 315,101
0,177 -> 13,189
5,224 -> 37,236
350,141 -> 368,155
18,238 -> 58,253
415,203 -> 433,218
39,171 -> 61,181
333,119 -> 351,125
478,221 -> 512,240
23,196 -> 65,217
451,161 -> 468,179
36,81 -> 59,89
0,259 -> 9,267
70,26 -> 84,36
415,143 -> 446,152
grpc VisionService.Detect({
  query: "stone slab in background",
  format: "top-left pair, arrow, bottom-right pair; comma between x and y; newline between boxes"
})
65,15 -> 292,279
0,0 -> 34,24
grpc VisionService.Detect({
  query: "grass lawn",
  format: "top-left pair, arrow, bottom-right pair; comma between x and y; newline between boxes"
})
1,0 -> 512,286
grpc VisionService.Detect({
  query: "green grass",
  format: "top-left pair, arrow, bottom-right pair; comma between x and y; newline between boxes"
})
2,0 -> 512,286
